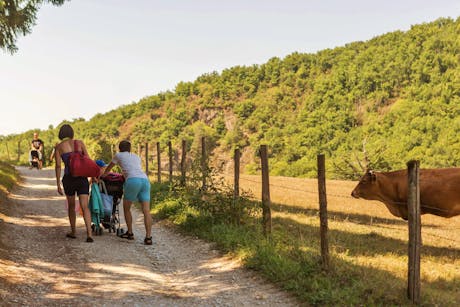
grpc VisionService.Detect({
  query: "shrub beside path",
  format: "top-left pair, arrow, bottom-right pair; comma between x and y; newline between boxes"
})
0,167 -> 296,306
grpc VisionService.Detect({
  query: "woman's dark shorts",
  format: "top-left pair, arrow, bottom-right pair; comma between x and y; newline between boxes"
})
62,174 -> 89,196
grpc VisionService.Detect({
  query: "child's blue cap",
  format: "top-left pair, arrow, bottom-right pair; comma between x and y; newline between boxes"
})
95,159 -> 107,167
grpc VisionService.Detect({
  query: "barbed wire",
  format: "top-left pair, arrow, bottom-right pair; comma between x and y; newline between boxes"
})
237,176 -> 354,199
229,177 -> 460,234
150,165 -> 459,232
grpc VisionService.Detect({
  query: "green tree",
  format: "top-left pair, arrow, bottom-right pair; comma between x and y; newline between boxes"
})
0,0 -> 68,54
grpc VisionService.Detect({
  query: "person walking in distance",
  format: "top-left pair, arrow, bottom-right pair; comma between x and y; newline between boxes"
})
54,124 -> 94,242
30,132 -> 44,169
101,140 -> 153,245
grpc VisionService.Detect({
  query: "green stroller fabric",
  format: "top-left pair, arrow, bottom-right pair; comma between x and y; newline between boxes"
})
89,183 -> 104,230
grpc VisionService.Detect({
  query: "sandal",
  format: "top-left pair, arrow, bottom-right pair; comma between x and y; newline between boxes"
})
86,237 -> 94,243
120,232 -> 134,240
144,237 -> 152,245
66,233 -> 76,239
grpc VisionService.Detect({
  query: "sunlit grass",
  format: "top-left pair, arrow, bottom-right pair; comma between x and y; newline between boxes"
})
0,161 -> 19,193
243,174 -> 460,305
153,173 -> 460,305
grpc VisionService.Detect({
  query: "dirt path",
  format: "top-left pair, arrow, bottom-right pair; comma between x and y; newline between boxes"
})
0,167 -> 296,306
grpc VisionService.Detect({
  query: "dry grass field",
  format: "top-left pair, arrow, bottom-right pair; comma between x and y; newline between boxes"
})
228,174 -> 460,304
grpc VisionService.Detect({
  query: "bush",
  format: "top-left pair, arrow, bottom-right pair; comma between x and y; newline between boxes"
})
0,161 -> 19,192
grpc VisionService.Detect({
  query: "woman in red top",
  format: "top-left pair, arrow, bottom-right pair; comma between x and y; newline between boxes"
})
54,124 -> 94,242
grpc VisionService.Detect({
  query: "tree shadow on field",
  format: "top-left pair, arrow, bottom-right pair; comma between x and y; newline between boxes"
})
266,212 -> 459,304
270,202 -> 459,260
272,202 -> 450,228
224,200 -> 459,305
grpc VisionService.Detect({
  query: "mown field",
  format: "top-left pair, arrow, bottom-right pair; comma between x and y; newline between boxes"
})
234,174 -> 459,305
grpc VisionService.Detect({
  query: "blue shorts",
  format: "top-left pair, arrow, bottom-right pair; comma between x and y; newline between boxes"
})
123,177 -> 150,202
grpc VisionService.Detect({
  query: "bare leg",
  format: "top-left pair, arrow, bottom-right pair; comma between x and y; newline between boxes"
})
123,199 -> 133,234
38,151 -> 43,169
78,194 -> 92,240
142,201 -> 152,238
66,195 -> 76,236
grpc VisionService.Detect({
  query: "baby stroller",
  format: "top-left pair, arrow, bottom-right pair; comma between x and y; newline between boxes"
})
29,150 -> 41,169
101,173 -> 125,236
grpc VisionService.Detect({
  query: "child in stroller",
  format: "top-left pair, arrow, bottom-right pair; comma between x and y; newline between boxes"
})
29,149 -> 41,169
30,132 -> 44,169
94,160 -> 125,235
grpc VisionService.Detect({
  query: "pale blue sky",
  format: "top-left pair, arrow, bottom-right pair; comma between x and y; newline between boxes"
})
1,0 -> 459,135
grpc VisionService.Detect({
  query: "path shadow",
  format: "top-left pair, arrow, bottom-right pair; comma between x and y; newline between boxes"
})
1,168 -> 296,306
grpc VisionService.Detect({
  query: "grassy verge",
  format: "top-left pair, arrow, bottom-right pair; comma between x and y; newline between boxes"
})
0,161 -> 20,194
150,180 -> 458,306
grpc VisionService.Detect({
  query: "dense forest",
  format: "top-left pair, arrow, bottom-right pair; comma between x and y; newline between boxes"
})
1,17 -> 459,179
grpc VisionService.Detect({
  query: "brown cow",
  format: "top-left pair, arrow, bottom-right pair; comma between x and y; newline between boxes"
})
351,168 -> 460,220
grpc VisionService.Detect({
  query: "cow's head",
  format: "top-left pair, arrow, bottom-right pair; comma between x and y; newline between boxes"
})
351,169 -> 377,199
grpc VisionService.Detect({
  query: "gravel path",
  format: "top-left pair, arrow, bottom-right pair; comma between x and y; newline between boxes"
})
0,167 -> 297,306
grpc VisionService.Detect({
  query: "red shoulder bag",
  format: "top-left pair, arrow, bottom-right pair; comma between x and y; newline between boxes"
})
69,140 -> 100,177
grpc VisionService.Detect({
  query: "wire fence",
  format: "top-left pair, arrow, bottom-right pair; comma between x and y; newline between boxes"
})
142,140 -> 460,239
238,176 -> 355,199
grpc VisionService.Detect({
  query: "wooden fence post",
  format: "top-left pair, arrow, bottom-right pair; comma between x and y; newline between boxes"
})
201,136 -> 206,191
407,160 -> 421,304
6,141 -> 10,161
168,141 -> 173,185
234,148 -> 240,199
145,142 -> 149,175
260,145 -> 272,237
17,141 -> 20,162
156,142 -> 161,183
234,148 -> 240,224
180,140 -> 186,186
317,154 -> 329,271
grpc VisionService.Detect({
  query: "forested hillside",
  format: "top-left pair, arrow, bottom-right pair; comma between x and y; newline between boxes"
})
2,17 -> 459,179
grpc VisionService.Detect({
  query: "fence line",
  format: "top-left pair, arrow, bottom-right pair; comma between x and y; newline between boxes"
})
141,139 -> 459,242
238,176 -> 354,199
156,140 -> 451,300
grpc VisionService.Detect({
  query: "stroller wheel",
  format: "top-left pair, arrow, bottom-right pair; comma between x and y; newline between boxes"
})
97,228 -> 103,235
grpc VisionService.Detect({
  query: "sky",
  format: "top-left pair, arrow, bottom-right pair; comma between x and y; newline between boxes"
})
1,0 -> 459,136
